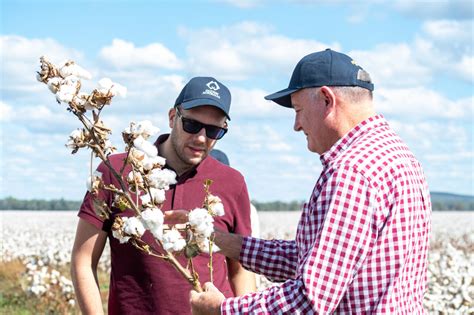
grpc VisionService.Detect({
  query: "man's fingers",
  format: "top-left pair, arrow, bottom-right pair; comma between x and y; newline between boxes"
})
190,289 -> 199,301
164,210 -> 189,224
204,282 -> 218,292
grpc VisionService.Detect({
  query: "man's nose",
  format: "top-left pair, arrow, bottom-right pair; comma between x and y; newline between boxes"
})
294,118 -> 301,132
194,127 -> 207,142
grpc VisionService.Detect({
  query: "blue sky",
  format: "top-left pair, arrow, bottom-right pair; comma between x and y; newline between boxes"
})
1,0 -> 473,202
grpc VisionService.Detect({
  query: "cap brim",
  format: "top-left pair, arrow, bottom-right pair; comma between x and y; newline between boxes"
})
264,87 -> 299,108
180,98 -> 231,120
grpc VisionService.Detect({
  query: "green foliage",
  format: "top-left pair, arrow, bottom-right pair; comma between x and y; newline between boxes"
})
252,200 -> 305,211
1,191 -> 473,211
0,197 -> 81,211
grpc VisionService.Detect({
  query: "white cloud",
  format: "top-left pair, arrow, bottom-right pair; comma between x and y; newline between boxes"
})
0,101 -> 13,121
387,117 -> 473,194
262,125 -> 293,152
393,0 -> 473,19
415,19 -> 473,83
350,44 -> 432,88
230,87 -> 290,117
99,39 -> 183,70
217,0 -> 264,8
422,20 -> 473,42
6,104 -> 74,130
278,154 -> 301,165
375,87 -> 473,119
0,35 -> 84,92
180,21 -> 337,80
13,144 -> 35,154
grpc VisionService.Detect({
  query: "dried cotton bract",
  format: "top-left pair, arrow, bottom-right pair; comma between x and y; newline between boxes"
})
86,171 -> 103,194
208,195 -> 225,217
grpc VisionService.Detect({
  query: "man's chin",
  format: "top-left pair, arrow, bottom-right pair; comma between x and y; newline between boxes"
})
186,155 -> 206,166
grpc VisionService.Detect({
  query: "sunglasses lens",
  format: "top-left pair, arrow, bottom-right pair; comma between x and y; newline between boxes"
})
206,127 -> 226,140
182,119 -> 202,134
180,115 -> 227,140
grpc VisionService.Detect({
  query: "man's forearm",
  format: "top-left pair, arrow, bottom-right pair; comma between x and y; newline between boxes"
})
214,230 -> 243,260
71,264 -> 104,315
228,259 -> 256,296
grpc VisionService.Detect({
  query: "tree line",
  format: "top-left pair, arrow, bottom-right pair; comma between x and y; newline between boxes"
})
0,196 -> 472,211
0,197 -> 82,211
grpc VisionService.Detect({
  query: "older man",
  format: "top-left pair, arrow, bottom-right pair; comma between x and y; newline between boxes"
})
71,77 -> 256,314
190,49 -> 431,314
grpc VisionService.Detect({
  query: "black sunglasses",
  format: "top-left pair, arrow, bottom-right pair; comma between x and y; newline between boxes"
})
176,108 -> 227,140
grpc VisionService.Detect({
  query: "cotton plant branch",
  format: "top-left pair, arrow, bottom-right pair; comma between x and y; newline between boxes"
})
36,57 -> 227,293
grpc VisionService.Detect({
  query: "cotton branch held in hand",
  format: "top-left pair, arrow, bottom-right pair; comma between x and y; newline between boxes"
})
36,57 -> 226,292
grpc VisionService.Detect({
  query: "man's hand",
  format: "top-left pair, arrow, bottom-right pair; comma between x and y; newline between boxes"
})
164,210 -> 189,224
190,282 -> 225,315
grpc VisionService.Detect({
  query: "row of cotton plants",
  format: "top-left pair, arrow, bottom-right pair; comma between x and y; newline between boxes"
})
1,210 -> 473,313
257,211 -> 474,314
1,211 -> 110,313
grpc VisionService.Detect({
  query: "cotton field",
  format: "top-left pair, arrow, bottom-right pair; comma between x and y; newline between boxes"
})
1,210 -> 473,314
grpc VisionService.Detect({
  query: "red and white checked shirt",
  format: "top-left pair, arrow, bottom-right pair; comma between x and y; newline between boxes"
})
222,115 -> 432,314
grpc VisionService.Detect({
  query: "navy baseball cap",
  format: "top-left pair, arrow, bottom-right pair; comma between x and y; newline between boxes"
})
175,76 -> 231,120
265,49 -> 374,107
210,149 -> 230,166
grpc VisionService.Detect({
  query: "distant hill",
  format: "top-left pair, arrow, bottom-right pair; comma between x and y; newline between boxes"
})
431,192 -> 474,202
0,191 -> 472,211
254,191 -> 474,211
430,192 -> 474,211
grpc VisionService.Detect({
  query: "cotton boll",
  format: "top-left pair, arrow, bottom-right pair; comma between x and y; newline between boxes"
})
98,77 -> 113,90
151,188 -> 166,204
142,155 -> 166,171
141,207 -> 164,230
188,208 -> 214,238
162,229 -> 186,252
147,168 -> 177,190
103,140 -> 115,155
59,61 -> 91,80
140,188 -> 165,206
55,85 -> 76,103
47,77 -> 62,94
133,136 -> 158,158
110,83 -> 127,98
112,230 -> 130,244
122,216 -> 146,237
141,207 -> 164,241
61,75 -> 80,87
136,120 -> 159,139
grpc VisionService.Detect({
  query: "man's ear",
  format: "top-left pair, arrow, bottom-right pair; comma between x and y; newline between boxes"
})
169,108 -> 177,129
320,86 -> 336,110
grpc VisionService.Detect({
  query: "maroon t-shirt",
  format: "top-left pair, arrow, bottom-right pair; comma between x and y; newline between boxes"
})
78,134 -> 252,315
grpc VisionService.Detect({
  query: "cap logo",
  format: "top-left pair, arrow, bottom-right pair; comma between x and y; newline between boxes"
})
203,81 -> 221,99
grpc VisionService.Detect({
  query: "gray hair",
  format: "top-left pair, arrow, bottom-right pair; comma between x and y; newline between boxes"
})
307,85 -> 373,104
331,86 -> 373,103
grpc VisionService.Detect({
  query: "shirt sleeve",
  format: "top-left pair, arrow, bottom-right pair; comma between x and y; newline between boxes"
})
231,180 -> 252,236
222,165 -> 378,314
77,161 -> 113,231
239,237 -> 298,282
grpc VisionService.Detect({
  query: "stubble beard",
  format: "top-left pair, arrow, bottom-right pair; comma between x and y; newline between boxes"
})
170,131 -> 205,170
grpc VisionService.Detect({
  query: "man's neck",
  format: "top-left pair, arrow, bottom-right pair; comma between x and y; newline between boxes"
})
335,101 -> 376,138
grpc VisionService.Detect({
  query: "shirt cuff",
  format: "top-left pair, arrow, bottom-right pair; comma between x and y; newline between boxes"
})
221,297 -> 239,314
239,236 -> 263,266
